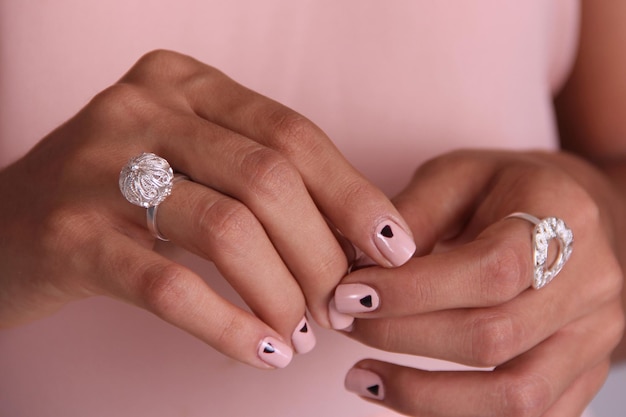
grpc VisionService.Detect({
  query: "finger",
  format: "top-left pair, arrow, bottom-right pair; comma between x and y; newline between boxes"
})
345,305 -> 621,417
390,150 -> 504,254
542,362 -> 609,417
89,232 -> 296,369
389,150 -> 598,256
155,177 -> 316,353
333,219 -> 535,317
175,53 -> 416,268
334,184 -> 618,318
128,110 -> 346,327
113,56 -> 350,327
346,232 -> 620,367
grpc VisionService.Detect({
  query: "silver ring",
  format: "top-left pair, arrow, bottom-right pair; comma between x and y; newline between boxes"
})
119,153 -> 174,208
505,212 -> 574,289
146,174 -> 188,241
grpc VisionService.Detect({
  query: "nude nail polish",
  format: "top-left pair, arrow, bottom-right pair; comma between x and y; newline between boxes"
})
345,368 -> 385,400
374,220 -> 416,267
258,337 -> 293,368
328,299 -> 355,331
334,283 -> 380,313
291,317 -> 316,354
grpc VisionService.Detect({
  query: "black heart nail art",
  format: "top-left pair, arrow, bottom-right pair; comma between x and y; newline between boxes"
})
381,225 -> 393,238
300,322 -> 308,333
263,343 -> 276,354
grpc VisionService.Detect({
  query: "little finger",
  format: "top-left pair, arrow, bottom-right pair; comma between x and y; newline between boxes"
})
345,304 -> 621,416
90,233 -> 296,369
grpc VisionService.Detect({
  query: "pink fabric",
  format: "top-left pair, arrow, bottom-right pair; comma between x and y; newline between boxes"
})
0,1 -> 583,416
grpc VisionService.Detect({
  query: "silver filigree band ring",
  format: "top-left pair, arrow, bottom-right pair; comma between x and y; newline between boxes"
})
119,152 -> 187,241
505,212 -> 574,289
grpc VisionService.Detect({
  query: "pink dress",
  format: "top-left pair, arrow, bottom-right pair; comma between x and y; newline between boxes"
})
0,1 -> 591,416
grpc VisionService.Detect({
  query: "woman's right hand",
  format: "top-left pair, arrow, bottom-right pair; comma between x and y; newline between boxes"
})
0,50 -> 415,368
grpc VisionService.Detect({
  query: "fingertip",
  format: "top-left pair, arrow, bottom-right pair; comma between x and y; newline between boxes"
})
372,219 -> 417,267
291,316 -> 316,354
328,299 -> 355,331
257,336 -> 293,369
345,367 -> 385,400
334,283 -> 380,314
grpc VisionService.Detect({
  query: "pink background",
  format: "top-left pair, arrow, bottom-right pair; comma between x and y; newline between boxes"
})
0,1 -> 622,416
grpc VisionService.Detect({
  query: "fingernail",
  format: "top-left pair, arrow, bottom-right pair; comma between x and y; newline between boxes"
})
291,317 -> 316,354
334,283 -> 380,314
374,220 -> 416,267
258,337 -> 293,368
328,299 -> 355,331
345,368 -> 385,400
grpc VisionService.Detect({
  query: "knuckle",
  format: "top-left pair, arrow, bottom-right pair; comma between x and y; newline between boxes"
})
41,205 -> 93,256
135,49 -> 183,67
414,149 -> 474,178
241,147 -> 302,201
478,239 -> 529,303
265,110 -> 324,158
468,312 -> 518,367
597,261 -> 624,304
196,198 -> 258,257
139,263 -> 190,317
606,302 -> 626,350
611,321 -> 626,354
88,83 -> 153,127
125,49 -> 221,89
577,195 -> 601,226
331,178 -> 377,212
130,49 -> 196,80
498,374 -> 551,417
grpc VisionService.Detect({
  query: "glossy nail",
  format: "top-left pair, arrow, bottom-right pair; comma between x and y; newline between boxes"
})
345,368 -> 385,400
334,283 -> 380,314
374,220 -> 416,267
328,299 -> 355,331
258,337 -> 293,368
291,317 -> 316,354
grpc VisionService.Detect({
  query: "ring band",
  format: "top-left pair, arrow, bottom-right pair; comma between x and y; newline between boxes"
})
119,152 -> 174,208
505,212 -> 574,289
146,174 -> 188,241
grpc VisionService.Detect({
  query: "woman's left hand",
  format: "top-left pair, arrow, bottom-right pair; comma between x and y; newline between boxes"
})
336,150 -> 624,416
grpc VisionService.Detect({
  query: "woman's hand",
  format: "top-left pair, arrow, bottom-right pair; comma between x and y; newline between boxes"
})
0,50 -> 415,368
337,150 -> 624,416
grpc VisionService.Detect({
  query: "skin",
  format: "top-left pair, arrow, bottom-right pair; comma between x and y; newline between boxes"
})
338,1 -> 626,415
0,1 -> 625,416
0,50 -> 414,368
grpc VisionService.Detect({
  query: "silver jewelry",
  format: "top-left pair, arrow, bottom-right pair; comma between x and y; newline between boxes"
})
505,212 -> 574,289
146,174 -> 188,241
119,153 -> 174,208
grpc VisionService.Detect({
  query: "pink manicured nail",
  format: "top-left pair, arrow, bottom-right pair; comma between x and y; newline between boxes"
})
328,299 -> 355,331
334,283 -> 380,314
258,337 -> 293,368
291,317 -> 316,354
345,368 -> 385,400
374,220 -> 416,267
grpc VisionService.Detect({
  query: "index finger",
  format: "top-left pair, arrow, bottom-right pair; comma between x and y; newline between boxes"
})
333,219 -> 533,317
